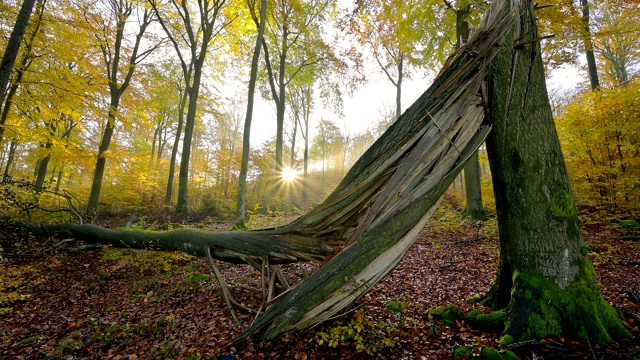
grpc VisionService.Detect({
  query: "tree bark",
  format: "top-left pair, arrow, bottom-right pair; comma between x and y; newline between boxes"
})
86,4 -> 154,216
237,0 -> 268,227
483,0 -> 628,344
3,138 -> 18,178
164,85 -> 187,206
581,0 -> 600,91
0,0 -> 42,144
0,0 -> 37,128
456,2 -> 485,219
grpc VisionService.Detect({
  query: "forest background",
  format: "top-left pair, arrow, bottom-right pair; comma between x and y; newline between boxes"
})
0,0 -> 638,224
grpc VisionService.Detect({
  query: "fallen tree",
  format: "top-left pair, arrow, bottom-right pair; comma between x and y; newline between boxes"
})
39,0 -> 629,345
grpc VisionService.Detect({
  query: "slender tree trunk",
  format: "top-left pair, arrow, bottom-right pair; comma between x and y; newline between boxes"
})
34,145 -> 51,189
275,33 -> 288,185
0,0 -> 36,125
151,125 -> 159,166
237,0 -> 267,226
289,118 -> 297,168
3,138 -> 18,178
87,98 -> 119,215
456,3 -> 485,219
176,67 -> 204,216
395,54 -> 403,120
165,89 -> 187,205
483,0 -> 628,344
55,165 -> 63,192
581,0 -> 600,91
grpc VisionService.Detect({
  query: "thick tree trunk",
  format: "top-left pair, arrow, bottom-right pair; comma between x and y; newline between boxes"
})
483,0 -> 628,344
0,0 -> 43,144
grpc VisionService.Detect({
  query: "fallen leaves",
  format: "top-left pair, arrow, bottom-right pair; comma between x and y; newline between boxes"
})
0,209 -> 638,359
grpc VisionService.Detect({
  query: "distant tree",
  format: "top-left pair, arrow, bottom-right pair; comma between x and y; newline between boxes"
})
256,0 -> 337,186
344,0 -> 434,119
150,0 -> 235,216
310,119 -> 342,193
237,0 -> 267,227
85,0 -> 158,215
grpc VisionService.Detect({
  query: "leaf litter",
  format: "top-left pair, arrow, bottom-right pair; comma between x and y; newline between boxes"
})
0,206 -> 638,359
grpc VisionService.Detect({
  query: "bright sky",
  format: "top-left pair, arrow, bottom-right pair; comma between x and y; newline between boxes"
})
248,63 -> 582,147
249,70 -> 433,145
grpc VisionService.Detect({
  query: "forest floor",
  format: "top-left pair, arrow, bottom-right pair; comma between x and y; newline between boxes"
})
0,204 -> 639,359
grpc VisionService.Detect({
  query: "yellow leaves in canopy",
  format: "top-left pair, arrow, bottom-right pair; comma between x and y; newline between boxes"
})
557,81 -> 640,208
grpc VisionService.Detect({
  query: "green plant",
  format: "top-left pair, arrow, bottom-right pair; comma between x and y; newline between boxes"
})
21,335 -> 42,344
453,346 -> 472,359
386,300 -> 408,313
57,338 -> 83,354
315,309 -> 396,355
102,246 -> 190,274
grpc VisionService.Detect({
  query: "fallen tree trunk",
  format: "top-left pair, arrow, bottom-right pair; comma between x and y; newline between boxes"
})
41,0 -> 516,341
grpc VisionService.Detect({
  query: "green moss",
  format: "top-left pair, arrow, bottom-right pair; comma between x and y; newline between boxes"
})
505,264 -> 631,344
498,334 -> 514,345
465,309 -> 506,333
580,246 -> 589,256
620,235 -> 640,241
229,220 -> 248,230
453,346 -> 472,359
429,305 -> 462,327
619,219 -> 640,230
466,295 -> 483,303
480,347 -> 518,360
430,306 -> 505,334
550,189 -> 577,219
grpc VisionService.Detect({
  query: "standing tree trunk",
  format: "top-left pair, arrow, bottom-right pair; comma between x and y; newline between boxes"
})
176,70 -> 203,215
165,85 -> 188,205
3,138 -> 18,178
395,53 -> 403,120
0,0 -> 42,144
0,0 -> 36,131
86,4 -> 155,215
87,96 -> 119,214
581,0 -> 600,91
455,2 -> 485,219
236,0 -> 267,227
483,0 -> 628,344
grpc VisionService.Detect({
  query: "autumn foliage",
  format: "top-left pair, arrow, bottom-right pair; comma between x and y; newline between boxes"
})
557,81 -> 640,209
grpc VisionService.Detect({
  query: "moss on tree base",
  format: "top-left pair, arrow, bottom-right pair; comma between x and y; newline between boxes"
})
430,305 -> 506,334
501,265 -> 631,345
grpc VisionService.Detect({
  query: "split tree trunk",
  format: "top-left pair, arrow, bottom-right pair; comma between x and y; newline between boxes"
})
37,0 -> 629,345
43,1 -> 512,341
483,0 -> 628,344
